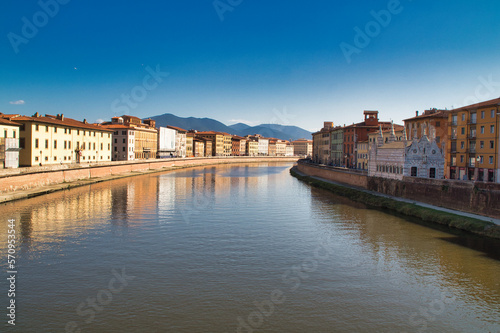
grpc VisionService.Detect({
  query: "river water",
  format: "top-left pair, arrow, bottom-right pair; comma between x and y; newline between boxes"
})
1,162 -> 499,332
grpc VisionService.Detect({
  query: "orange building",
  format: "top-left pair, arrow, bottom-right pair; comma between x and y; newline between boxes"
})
448,98 -> 499,182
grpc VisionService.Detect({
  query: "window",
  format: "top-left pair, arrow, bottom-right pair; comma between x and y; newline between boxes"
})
45,139 -> 48,149
35,124 -> 39,131
68,129 -> 71,134
411,167 -> 417,177
64,141 -> 67,149
492,110 -> 496,118
122,131 -> 127,135
123,138 -> 126,144
460,155 -> 464,163
108,143 -> 110,150
461,141 -> 464,149
114,138 -> 117,143
46,126 -> 49,132
491,125 -> 495,133
114,146 -> 117,152
35,156 -> 39,161
480,141 -> 484,149
3,130 -> 6,138
77,130 -> 80,135
54,140 -> 57,149
54,156 -> 57,161
491,141 -> 494,149
35,139 -> 39,148
429,168 -> 436,178
101,143 -> 103,150
435,121 -> 440,127
481,111 -> 485,119
93,143 -> 96,150
480,126 -> 485,134
461,127 -> 465,135
13,131 -> 16,138
122,147 -> 126,151
54,127 -> 57,133
69,141 -> 71,149
461,114 -> 465,121
45,156 -> 48,161
490,156 -> 494,164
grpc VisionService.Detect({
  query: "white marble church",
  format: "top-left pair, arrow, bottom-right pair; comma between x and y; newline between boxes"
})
368,123 -> 445,180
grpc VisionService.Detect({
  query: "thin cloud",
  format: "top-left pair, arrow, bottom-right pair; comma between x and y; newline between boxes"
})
9,100 -> 25,105
227,119 -> 256,125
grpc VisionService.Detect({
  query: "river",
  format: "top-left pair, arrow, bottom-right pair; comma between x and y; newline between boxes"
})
1,162 -> 499,332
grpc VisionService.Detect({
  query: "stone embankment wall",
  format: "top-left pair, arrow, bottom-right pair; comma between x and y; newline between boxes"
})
297,161 -> 500,218
0,157 -> 298,194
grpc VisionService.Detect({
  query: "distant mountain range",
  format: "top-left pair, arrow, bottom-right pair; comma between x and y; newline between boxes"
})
147,113 -> 312,141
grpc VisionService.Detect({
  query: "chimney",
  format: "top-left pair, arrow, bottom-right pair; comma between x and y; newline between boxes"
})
57,114 -> 64,121
416,111 -> 419,117
33,112 -> 40,118
83,119 -> 87,124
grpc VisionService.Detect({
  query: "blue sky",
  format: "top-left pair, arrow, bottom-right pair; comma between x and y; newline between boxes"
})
1,0 -> 500,132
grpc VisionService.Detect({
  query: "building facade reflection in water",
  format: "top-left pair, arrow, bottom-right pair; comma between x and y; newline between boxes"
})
0,162 -> 498,332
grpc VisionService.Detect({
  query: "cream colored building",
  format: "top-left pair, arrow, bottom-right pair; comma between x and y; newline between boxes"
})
11,113 -> 113,166
0,116 -> 21,168
246,139 -> 258,156
291,139 -> 312,157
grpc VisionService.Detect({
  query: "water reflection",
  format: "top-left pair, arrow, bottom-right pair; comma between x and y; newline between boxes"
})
0,163 -> 498,332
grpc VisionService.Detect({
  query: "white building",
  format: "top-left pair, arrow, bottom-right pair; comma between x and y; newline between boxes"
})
369,124 -> 445,180
157,127 -> 176,158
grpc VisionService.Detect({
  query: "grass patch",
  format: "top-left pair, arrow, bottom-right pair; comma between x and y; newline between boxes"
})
290,167 -> 500,240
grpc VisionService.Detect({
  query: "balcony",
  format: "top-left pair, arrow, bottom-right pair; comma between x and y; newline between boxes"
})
468,148 -> 476,154
451,121 -> 458,126
450,135 -> 457,140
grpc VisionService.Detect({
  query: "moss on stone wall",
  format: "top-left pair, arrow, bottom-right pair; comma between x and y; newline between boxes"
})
290,167 -> 500,240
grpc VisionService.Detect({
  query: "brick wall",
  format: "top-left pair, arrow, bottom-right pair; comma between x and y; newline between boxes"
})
0,157 -> 298,194
297,161 -> 500,218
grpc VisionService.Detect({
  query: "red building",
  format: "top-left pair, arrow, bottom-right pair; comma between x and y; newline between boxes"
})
343,111 -> 392,168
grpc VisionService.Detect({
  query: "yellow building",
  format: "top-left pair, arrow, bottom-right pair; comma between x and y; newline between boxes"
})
357,140 -> 369,170
197,131 -> 225,156
186,132 -> 194,157
448,98 -> 499,182
291,139 -> 312,157
222,133 -> 232,156
119,116 -> 157,159
312,122 -> 334,164
11,113 -> 113,166
246,139 -> 258,156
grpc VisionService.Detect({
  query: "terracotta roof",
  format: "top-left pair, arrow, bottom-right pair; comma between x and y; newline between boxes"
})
101,124 -> 133,130
452,97 -> 500,112
403,110 -> 449,121
0,117 -> 21,126
167,125 -> 187,132
11,114 -> 113,132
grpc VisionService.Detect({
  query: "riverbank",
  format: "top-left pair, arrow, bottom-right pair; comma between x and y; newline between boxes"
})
290,166 -> 500,240
0,157 -> 298,204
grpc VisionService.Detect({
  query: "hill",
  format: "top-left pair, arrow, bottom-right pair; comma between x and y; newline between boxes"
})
146,113 -> 312,141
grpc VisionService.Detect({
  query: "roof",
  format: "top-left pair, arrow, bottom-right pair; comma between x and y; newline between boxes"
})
167,125 -> 187,132
451,97 -> 500,112
101,124 -> 134,130
10,114 -> 113,132
0,117 -> 21,126
403,110 -> 449,121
